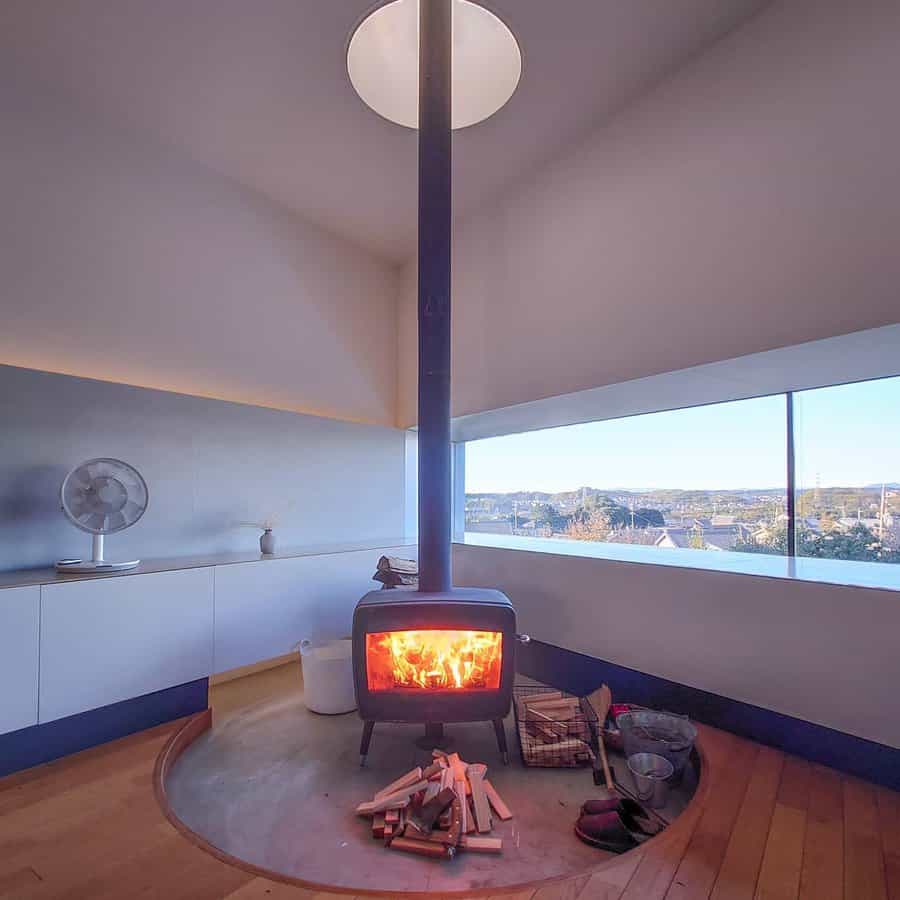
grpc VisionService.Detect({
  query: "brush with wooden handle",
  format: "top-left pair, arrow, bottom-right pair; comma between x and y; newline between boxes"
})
584,683 -> 615,794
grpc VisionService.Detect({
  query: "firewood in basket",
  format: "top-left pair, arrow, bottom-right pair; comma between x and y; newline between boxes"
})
527,738 -> 592,757
482,779 -> 513,820
372,813 -> 386,839
525,705 -> 571,728
528,699 -> 578,710
521,691 -> 565,705
530,704 -> 580,719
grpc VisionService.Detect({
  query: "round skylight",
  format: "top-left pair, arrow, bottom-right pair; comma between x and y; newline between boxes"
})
347,0 -> 522,130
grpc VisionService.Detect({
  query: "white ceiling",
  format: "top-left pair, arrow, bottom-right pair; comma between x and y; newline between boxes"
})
1,0 -> 769,263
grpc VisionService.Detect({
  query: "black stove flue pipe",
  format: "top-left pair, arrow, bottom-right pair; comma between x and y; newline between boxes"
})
417,0 -> 453,594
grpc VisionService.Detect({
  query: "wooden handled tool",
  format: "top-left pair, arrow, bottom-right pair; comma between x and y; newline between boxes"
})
585,683 -> 615,793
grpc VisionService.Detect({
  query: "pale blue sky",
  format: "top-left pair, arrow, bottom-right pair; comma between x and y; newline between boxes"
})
465,377 -> 899,494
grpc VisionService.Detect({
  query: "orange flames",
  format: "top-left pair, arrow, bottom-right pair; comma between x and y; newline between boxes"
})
365,629 -> 503,692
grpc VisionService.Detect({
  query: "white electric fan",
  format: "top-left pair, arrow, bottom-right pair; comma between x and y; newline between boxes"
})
55,458 -> 149,573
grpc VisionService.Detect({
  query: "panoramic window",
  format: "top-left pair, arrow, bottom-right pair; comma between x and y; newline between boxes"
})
464,395 -> 788,556
792,377 -> 900,564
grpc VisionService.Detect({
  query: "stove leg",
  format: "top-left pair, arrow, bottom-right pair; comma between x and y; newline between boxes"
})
492,718 -> 510,765
359,720 -> 375,767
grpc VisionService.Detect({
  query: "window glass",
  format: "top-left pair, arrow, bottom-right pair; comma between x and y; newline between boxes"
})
465,395 -> 788,556
793,377 -> 900,563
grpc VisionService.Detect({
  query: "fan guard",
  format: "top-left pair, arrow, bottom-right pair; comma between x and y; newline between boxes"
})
56,458 -> 149,573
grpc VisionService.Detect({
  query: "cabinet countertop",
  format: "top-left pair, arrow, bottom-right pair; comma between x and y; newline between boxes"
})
0,538 -> 416,591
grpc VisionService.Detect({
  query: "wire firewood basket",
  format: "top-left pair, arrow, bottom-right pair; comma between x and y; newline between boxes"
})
513,683 -> 598,767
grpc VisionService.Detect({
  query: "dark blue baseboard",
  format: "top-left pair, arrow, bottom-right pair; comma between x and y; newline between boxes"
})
517,639 -> 900,791
0,678 -> 208,778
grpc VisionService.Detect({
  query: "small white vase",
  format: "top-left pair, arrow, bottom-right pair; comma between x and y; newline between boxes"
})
260,529 -> 276,555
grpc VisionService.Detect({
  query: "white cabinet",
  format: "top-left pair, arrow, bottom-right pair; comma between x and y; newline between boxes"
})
39,568 -> 214,723
0,586 -> 40,735
213,546 -> 416,673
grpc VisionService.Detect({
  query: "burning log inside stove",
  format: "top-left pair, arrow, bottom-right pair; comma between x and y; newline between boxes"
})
372,556 -> 419,589
365,629 -> 503,692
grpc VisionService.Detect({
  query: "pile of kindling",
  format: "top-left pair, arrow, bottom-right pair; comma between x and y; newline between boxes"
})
355,751 -> 512,860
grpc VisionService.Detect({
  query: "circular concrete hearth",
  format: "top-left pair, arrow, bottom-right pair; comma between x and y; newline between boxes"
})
159,691 -> 699,895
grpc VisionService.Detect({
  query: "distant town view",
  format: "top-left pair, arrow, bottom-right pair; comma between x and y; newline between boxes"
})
463,377 -> 900,565
465,484 -> 900,563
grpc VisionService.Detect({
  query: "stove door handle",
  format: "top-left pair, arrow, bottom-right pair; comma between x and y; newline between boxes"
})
515,633 -> 531,644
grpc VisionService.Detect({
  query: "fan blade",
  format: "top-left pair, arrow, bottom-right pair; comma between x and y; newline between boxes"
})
122,500 -> 143,522
85,512 -> 106,531
71,472 -> 93,492
107,511 -> 126,530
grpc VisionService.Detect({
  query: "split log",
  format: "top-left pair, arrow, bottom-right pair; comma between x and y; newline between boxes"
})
390,836 -> 449,859
482,779 -> 513,820
467,765 -> 492,833
355,797 -> 409,816
375,767 -> 423,800
446,752 -> 468,782
460,835 -> 503,853
356,779 -> 427,816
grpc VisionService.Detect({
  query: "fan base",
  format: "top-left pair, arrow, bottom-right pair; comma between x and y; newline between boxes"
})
55,559 -> 141,573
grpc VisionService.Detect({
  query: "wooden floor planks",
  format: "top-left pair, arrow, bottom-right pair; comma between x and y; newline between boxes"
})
665,735 -> 759,900
710,745 -> 784,900
753,756 -> 811,900
799,764 -> 844,900
844,777 -> 889,900
876,786 -> 900,900
1,666 -> 898,900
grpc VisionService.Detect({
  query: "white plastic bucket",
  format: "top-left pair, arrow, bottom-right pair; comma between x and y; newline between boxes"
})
298,638 -> 357,715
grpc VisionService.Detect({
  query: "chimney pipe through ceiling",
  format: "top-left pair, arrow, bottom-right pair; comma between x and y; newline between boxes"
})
417,0 -> 453,594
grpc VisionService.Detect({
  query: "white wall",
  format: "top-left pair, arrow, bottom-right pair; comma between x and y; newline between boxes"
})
1,84 -> 399,428
0,365 -> 407,571
453,543 -> 900,748
399,0 -> 900,425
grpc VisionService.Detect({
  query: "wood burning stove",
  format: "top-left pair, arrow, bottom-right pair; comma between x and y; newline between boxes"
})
352,0 -> 518,765
353,588 -> 518,764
